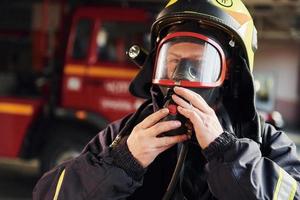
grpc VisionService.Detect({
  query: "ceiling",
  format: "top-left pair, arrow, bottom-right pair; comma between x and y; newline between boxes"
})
0,0 -> 300,41
246,0 -> 300,41
101,0 -> 300,41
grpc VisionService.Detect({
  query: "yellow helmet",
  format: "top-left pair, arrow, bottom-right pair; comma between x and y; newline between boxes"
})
151,0 -> 257,71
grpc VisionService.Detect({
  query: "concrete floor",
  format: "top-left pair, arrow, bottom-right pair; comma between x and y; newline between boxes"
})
0,131 -> 299,200
0,159 -> 39,200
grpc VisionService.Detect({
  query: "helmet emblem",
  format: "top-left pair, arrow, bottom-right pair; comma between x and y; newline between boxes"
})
216,0 -> 233,7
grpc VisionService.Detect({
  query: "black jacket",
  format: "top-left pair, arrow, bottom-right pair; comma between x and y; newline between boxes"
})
33,41 -> 300,199
33,97 -> 300,199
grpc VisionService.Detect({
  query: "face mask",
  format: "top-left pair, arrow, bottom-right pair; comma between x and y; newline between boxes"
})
153,32 -> 227,89
155,32 -> 225,137
158,86 -> 221,137
159,88 -> 189,137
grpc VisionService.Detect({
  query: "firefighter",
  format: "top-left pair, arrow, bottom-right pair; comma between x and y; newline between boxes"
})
33,0 -> 300,199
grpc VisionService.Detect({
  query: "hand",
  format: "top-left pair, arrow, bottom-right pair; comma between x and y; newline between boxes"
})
127,108 -> 189,168
172,87 -> 223,149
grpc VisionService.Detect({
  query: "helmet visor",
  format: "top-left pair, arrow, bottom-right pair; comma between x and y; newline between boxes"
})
153,32 -> 226,88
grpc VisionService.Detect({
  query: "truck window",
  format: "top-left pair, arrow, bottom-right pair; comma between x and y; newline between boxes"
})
96,21 -> 149,64
72,19 -> 93,60
0,33 -> 37,97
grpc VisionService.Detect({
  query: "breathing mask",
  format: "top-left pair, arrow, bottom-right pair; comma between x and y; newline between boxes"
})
153,32 -> 227,136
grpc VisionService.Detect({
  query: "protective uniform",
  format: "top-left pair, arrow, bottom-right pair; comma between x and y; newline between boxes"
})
33,0 -> 300,199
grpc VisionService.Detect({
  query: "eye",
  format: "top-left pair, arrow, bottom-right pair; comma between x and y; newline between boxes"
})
169,58 -> 180,65
188,67 -> 198,79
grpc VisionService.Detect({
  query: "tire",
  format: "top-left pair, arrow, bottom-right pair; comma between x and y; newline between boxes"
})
39,124 -> 96,173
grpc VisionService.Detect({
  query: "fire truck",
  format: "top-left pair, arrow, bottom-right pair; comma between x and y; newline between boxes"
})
0,6 -> 149,172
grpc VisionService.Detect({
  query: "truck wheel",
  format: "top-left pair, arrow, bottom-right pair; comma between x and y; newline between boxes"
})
40,126 -> 95,173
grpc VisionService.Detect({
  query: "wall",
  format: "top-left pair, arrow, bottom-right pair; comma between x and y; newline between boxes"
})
253,40 -> 300,126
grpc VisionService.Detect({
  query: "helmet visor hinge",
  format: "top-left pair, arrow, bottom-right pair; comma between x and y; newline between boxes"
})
229,39 -> 235,47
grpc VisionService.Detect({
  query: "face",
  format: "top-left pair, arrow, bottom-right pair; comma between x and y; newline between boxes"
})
166,42 -> 204,79
153,33 -> 224,88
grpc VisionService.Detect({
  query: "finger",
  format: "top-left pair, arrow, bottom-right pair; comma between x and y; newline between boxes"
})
174,87 -> 213,114
155,134 -> 189,148
148,120 -> 181,137
172,94 -> 191,109
156,143 -> 177,153
177,106 -> 204,128
139,108 -> 169,129
172,94 -> 204,119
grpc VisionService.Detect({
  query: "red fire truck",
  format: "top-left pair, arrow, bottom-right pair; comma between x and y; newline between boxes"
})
0,6 -> 149,172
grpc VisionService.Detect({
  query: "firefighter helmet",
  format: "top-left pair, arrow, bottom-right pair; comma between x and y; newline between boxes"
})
151,0 -> 257,72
